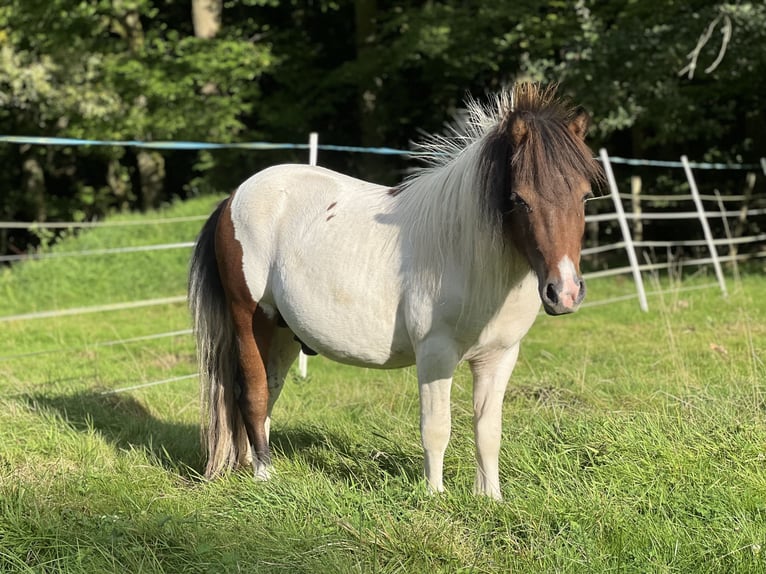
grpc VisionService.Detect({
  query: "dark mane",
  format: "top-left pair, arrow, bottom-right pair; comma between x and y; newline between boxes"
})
482,84 -> 603,211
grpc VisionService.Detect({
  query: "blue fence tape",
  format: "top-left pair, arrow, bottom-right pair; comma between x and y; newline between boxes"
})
0,135 -> 301,150
0,135 -> 761,169
0,135 -> 412,156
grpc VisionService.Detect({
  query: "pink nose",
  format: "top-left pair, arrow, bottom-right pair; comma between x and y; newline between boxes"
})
541,275 -> 585,315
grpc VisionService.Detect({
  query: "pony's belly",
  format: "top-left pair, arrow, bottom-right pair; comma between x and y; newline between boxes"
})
311,342 -> 415,370
276,297 -> 415,369
272,257 -> 415,369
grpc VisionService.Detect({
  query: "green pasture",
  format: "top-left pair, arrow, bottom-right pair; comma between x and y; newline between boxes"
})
1,196 -> 765,573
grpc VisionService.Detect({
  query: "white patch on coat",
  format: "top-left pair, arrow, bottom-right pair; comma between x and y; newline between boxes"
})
556,254 -> 581,308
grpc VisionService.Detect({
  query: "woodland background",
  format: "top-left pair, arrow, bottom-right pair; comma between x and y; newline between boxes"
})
1,0 -> 764,256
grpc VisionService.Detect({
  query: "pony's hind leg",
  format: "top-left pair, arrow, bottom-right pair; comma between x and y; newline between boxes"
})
469,344 -> 520,500
264,324 -> 302,443
230,303 -> 275,479
214,195 -> 276,479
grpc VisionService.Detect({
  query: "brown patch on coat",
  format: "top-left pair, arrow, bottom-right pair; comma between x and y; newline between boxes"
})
215,194 -> 275,467
215,196 -> 254,311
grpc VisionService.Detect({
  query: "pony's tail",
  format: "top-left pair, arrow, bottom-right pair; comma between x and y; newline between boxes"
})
189,198 -> 250,479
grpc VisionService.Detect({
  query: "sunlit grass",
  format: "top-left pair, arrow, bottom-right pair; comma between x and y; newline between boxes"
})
1,197 -> 765,572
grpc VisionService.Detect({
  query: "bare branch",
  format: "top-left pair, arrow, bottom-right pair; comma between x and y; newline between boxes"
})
704,14 -> 732,74
679,13 -> 732,79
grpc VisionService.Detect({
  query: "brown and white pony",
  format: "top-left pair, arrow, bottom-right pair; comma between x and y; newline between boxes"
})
189,83 -> 602,499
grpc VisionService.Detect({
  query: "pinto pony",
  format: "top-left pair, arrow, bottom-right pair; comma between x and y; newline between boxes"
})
189,83 -> 602,499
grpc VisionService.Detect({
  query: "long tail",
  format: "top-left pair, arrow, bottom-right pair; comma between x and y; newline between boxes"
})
188,198 -> 249,478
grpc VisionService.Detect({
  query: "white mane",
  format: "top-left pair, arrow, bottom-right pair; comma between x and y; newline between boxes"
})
408,91 -> 514,170
393,89 -> 523,299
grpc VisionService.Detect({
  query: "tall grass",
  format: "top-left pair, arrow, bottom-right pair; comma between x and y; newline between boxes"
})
1,196 -> 765,572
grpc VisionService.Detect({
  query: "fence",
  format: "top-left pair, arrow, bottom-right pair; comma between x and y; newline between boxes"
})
589,151 -> 766,311
1,134 -> 764,388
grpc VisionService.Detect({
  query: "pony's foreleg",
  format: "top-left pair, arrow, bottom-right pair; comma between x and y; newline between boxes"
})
415,336 -> 460,493
230,303 -> 275,480
469,344 -> 520,500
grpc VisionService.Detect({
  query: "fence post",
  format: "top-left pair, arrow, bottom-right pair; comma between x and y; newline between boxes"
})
599,149 -> 649,312
297,132 -> 320,378
631,175 -> 643,242
731,171 -> 756,265
309,132 -> 318,167
681,155 -> 727,297
713,189 -> 739,281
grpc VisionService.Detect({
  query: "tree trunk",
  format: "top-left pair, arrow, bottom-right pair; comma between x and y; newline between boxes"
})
136,150 -> 166,211
21,148 -> 46,222
355,0 -> 387,180
355,0 -> 378,145
192,0 -> 222,39
107,156 -> 131,210
115,3 -> 170,210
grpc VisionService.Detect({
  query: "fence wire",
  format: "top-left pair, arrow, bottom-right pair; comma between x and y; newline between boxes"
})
1,137 -> 764,392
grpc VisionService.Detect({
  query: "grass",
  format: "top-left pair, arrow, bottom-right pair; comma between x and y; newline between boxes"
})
1,195 -> 765,572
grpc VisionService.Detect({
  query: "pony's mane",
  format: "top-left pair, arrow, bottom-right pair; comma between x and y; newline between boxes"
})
406,91 -> 511,170
392,83 -> 601,298
503,84 -> 603,201
406,83 -> 601,201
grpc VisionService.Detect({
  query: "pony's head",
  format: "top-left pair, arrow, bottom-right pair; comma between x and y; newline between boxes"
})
483,84 -> 603,315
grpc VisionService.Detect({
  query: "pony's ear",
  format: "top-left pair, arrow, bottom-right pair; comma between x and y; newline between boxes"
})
568,107 -> 590,140
510,115 -> 528,147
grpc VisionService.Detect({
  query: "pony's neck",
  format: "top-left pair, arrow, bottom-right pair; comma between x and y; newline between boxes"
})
396,139 -> 527,293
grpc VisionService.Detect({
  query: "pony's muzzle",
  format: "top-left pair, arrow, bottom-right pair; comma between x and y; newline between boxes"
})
541,276 -> 585,315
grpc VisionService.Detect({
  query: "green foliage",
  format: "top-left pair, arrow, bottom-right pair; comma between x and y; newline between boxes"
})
249,0 -> 766,164
0,0 -> 273,254
1,0 -> 765,255
0,0 -> 271,141
553,1 -> 766,159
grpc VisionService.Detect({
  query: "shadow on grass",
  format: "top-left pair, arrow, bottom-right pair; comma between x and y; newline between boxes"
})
28,392 -> 421,487
29,391 -> 204,478
270,423 -> 422,487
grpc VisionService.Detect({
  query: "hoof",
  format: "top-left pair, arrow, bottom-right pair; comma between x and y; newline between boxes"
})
253,461 -> 272,481
473,477 -> 503,501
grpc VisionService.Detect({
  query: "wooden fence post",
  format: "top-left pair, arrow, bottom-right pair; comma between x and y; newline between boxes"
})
731,172 -> 756,259
631,175 -> 643,243
713,189 -> 739,280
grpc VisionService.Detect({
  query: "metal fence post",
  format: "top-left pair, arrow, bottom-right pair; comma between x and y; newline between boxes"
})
599,148 -> 649,312
681,155 -> 727,297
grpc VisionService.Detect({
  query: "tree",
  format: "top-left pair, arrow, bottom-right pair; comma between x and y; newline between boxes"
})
0,0 -> 272,253
533,1 -> 766,161
1,0 -> 764,257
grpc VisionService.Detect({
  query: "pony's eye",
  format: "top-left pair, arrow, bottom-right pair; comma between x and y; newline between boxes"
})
510,192 -> 530,212
583,190 -> 594,202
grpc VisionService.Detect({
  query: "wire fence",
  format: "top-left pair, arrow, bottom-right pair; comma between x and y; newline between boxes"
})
0,241 -> 195,264
1,135 -> 764,392
0,215 -> 209,230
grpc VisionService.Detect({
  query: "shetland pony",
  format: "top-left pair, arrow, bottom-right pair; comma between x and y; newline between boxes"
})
189,83 -> 602,499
